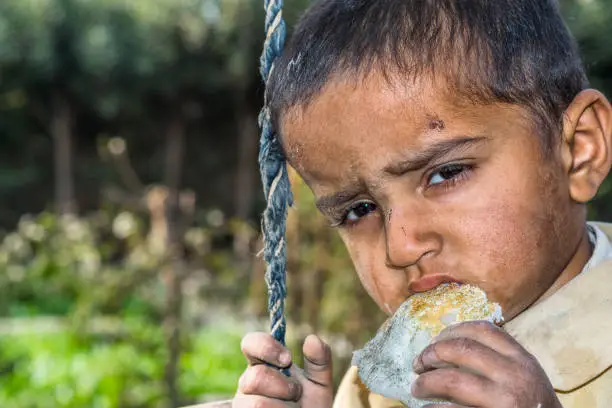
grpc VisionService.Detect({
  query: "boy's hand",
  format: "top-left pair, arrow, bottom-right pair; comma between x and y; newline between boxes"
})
412,321 -> 562,408
233,332 -> 333,408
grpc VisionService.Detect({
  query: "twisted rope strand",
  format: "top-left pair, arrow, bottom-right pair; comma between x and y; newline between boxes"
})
258,0 -> 292,350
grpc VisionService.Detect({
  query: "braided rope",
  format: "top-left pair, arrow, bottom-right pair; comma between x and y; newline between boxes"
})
258,0 -> 292,349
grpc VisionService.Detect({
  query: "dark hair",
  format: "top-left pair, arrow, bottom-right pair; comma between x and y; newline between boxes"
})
267,0 -> 588,150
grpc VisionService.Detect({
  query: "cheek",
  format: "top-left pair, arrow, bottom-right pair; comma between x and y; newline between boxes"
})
339,230 -> 409,313
455,173 -> 570,316
340,233 -> 382,301
465,200 -> 546,271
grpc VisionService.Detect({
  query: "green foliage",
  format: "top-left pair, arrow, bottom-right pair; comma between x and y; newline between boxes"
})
0,207 -> 250,406
0,206 -> 247,318
0,210 -> 161,319
180,328 -> 245,397
0,322 -> 244,408
0,329 -> 163,408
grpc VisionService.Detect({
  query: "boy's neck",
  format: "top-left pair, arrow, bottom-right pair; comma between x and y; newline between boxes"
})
533,226 -> 593,307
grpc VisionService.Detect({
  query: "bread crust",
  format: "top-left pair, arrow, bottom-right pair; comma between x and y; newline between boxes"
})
352,283 -> 503,407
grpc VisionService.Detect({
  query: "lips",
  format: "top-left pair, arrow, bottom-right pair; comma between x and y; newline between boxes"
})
408,274 -> 462,293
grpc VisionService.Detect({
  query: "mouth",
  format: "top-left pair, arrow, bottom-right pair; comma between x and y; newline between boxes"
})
408,274 -> 462,293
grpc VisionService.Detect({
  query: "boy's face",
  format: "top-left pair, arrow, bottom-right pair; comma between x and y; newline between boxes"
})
281,72 -> 589,321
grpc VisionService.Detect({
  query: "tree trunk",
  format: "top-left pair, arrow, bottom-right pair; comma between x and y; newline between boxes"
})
163,112 -> 186,408
233,102 -> 258,285
51,93 -> 76,214
233,0 -> 256,221
234,106 -> 258,221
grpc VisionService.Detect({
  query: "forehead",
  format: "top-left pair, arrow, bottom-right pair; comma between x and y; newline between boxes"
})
280,73 -> 532,185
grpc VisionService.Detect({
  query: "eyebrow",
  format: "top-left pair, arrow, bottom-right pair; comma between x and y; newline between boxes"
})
383,136 -> 489,175
315,135 -> 488,214
316,188 -> 363,215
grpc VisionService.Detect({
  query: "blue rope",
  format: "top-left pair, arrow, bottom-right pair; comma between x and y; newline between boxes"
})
258,0 -> 293,352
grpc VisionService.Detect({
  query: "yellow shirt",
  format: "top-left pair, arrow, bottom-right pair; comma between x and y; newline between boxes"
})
334,222 -> 612,408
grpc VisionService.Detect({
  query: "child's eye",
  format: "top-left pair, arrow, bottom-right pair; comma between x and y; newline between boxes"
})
342,201 -> 378,225
427,164 -> 471,187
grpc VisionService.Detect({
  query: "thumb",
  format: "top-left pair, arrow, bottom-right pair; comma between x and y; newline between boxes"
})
302,334 -> 333,388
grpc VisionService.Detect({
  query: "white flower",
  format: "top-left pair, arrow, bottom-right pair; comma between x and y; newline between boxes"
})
127,246 -> 154,268
206,209 -> 224,228
61,215 -> 90,242
112,211 -> 138,239
3,232 -> 31,258
185,228 -> 207,249
78,249 -> 101,277
18,216 -> 46,242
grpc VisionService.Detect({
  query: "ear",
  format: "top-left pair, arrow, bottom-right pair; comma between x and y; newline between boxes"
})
561,89 -> 612,203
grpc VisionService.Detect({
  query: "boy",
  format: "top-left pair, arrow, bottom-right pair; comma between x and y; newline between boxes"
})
234,0 -> 612,407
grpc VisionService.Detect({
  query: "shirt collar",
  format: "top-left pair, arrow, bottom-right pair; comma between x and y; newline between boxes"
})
504,222 -> 612,392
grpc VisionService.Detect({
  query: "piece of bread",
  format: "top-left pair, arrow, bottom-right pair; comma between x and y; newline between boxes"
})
352,283 -> 503,407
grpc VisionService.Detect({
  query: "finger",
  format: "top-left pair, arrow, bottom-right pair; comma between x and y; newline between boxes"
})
241,332 -> 292,368
423,404 -> 468,408
434,320 -> 524,358
413,336 -> 512,380
412,367 -> 496,407
232,393 -> 299,408
302,334 -> 333,387
238,364 -> 302,401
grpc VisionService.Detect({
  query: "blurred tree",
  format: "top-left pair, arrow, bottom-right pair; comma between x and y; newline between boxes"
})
0,1 -> 260,406
0,0 -> 80,214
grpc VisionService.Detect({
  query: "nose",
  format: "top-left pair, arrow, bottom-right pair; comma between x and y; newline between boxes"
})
384,208 -> 441,269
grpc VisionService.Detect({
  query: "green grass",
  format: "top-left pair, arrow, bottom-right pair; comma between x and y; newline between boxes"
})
0,322 -> 245,408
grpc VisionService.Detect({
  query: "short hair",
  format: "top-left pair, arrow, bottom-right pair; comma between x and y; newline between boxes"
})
267,0 -> 589,151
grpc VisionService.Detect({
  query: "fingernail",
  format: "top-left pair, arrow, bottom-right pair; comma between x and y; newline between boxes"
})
288,381 -> 298,399
279,350 -> 292,366
412,354 -> 424,373
296,381 -> 304,401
